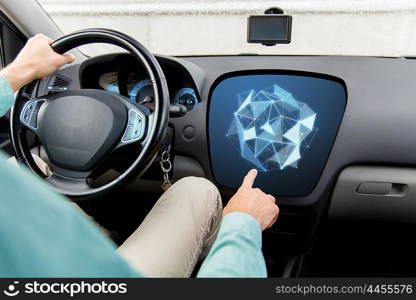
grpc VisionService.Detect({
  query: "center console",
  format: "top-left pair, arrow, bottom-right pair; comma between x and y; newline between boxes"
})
208,73 -> 346,196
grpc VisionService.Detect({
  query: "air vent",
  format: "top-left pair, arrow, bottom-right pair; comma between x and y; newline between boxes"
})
48,75 -> 71,92
24,80 -> 37,97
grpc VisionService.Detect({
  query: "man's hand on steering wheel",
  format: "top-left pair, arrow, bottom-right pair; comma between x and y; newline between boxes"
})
0,34 -> 75,91
10,29 -> 170,199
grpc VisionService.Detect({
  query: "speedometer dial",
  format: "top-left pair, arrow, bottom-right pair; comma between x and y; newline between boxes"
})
173,88 -> 198,110
99,72 -> 119,94
129,79 -> 153,102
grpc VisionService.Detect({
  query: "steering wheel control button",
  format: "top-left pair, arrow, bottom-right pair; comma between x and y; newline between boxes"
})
23,113 -> 30,122
122,126 -> 134,141
128,109 -> 138,125
20,99 -> 45,130
121,109 -> 145,143
29,113 -> 38,128
132,119 -> 142,138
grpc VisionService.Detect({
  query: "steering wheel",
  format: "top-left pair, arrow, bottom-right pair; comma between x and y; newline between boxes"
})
10,29 -> 170,200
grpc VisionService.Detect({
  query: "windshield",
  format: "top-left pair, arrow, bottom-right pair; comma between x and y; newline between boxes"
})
37,0 -> 416,57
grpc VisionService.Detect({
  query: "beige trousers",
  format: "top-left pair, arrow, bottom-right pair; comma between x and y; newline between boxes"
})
8,155 -> 223,277
118,177 -> 223,277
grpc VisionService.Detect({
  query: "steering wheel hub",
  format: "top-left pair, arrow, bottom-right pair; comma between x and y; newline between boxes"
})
37,90 -> 127,172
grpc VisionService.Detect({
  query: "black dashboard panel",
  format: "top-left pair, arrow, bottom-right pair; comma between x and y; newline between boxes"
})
209,73 -> 346,196
76,54 -> 416,210
170,55 -> 416,211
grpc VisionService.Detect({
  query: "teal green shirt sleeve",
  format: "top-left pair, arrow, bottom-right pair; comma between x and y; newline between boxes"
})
0,76 -> 15,118
0,151 -> 140,277
197,212 -> 267,278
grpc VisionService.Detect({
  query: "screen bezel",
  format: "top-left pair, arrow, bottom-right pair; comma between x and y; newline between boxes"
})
247,15 -> 292,45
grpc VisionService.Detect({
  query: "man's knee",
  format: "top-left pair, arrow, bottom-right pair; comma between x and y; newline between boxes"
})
170,176 -> 222,209
173,176 -> 218,193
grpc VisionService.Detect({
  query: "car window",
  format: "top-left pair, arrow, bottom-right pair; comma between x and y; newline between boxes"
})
0,12 -> 25,154
38,0 -> 416,57
0,14 -> 24,65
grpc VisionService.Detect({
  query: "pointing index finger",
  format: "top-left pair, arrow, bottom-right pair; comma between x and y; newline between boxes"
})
241,169 -> 257,188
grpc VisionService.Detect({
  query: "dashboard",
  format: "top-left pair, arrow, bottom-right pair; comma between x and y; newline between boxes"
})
43,53 -> 416,255
80,53 -> 200,111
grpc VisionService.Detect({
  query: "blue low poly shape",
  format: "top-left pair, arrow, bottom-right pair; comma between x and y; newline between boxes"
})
226,84 -> 317,171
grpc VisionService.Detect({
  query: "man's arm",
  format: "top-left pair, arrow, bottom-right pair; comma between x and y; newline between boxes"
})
0,150 -> 140,277
0,76 -> 14,117
0,33 -> 75,91
197,212 -> 267,277
197,170 -> 279,277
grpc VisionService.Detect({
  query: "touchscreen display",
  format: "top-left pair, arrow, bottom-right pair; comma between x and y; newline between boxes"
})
208,74 -> 346,196
248,15 -> 292,43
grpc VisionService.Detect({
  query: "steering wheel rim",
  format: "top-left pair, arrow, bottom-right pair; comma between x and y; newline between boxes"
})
10,28 -> 170,200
